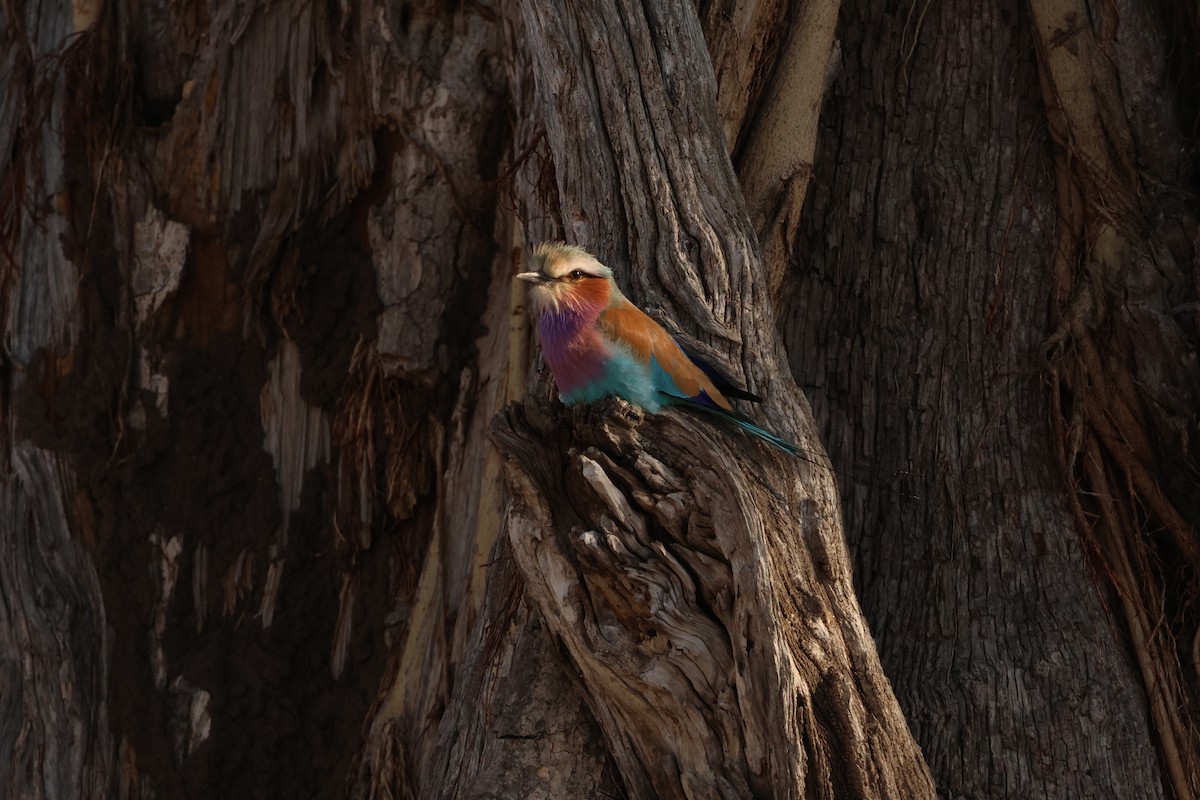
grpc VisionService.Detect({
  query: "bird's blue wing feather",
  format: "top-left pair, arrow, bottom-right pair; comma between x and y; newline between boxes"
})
676,345 -> 762,403
650,357 -> 724,408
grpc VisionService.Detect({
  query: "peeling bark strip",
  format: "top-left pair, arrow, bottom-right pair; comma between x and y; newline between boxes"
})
1030,0 -> 1200,795
495,401 -> 935,798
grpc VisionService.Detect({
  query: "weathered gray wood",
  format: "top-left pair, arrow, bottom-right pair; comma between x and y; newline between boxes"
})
351,3 -> 521,790
491,1 -> 935,797
415,542 -> 621,800
1,445 -> 113,800
494,400 -> 934,798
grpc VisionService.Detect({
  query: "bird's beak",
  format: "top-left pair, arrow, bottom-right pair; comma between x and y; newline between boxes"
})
516,272 -> 548,284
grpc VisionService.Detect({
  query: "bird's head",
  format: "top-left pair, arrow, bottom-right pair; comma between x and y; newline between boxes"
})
517,242 -> 614,317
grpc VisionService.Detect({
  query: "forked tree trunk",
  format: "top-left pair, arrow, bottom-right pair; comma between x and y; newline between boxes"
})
2,0 -> 1197,798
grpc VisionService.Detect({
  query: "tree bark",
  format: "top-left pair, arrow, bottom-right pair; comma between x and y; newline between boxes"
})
2,11 -> 114,800
3,0 -> 1197,798
782,0 -> 1200,797
462,2 -> 931,797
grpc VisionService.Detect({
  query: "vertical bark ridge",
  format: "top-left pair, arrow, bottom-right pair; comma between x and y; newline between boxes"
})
714,0 -> 843,299
349,3 -> 515,794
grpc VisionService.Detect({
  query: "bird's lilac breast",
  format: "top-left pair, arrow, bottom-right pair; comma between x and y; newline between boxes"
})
538,311 -> 608,396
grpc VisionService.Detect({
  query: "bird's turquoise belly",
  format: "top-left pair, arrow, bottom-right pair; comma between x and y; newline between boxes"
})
560,348 -> 662,412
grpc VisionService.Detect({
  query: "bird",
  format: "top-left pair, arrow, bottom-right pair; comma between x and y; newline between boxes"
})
516,241 -> 801,456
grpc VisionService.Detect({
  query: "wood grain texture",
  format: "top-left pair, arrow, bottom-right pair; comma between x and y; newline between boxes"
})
1,6 -> 114,798
351,4 -> 515,792
140,0 -> 376,288
495,400 -> 934,798
416,543 -> 621,800
1,446 -> 113,800
6,0 -> 1194,797
498,0 -> 935,796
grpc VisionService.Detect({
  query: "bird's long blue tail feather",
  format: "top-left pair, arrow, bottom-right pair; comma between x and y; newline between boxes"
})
668,396 -> 922,497
722,413 -> 803,457
668,395 -> 809,459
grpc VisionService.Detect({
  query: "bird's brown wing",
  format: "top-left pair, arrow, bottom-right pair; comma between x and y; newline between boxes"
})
598,300 -> 733,411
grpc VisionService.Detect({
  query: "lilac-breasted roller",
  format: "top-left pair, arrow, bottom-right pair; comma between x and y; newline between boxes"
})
517,242 -> 801,456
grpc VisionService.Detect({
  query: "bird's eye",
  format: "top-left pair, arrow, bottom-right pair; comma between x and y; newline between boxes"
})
569,269 -> 585,280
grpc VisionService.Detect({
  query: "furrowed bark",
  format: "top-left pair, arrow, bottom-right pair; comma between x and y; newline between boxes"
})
477,1 -> 935,796
782,0 -> 1196,796
353,4 -> 513,791
6,0 -> 1196,797
417,536 -> 620,800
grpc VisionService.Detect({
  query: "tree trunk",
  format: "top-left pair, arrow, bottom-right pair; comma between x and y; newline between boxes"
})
2,0 -> 1196,799
782,0 -> 1200,797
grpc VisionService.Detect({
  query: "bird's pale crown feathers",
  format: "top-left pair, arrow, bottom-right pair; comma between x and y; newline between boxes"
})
530,241 -> 611,279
